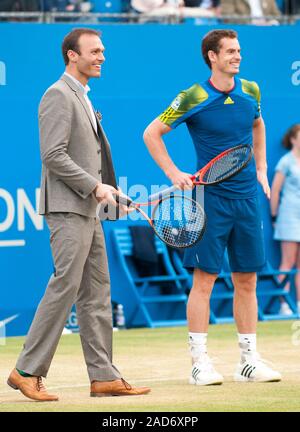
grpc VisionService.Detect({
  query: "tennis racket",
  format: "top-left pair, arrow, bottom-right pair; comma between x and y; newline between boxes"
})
116,194 -> 206,249
148,144 -> 253,201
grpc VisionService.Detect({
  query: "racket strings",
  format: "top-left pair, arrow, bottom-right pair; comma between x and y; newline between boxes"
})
203,146 -> 251,184
152,196 -> 206,248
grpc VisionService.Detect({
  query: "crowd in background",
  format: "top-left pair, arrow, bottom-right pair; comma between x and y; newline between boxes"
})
0,0 -> 86,12
0,0 -> 300,21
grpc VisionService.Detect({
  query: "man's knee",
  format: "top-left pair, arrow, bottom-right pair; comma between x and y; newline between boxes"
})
232,272 -> 257,294
191,269 -> 218,297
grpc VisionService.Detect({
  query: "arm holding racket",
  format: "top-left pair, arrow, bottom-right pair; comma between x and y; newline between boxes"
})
147,166 -> 201,201
95,186 -> 134,219
93,182 -> 119,206
148,143 -> 253,202
143,118 -> 194,192
253,117 -> 270,199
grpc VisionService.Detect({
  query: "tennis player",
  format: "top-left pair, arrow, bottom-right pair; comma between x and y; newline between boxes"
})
143,29 -> 281,385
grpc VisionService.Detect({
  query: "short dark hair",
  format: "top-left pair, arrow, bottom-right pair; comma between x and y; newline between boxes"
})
282,124 -> 300,150
62,28 -> 101,65
201,29 -> 238,69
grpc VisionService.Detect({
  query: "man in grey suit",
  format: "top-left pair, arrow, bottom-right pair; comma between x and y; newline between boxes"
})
7,28 -> 150,401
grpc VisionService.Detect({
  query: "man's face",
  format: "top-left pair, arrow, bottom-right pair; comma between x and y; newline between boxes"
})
70,34 -> 105,79
210,37 -> 242,75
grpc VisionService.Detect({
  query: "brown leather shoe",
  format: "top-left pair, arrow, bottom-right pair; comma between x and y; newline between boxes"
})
90,378 -> 151,397
7,369 -> 59,402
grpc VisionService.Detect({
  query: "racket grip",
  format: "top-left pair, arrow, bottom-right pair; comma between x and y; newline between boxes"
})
115,195 -> 133,207
148,184 -> 179,202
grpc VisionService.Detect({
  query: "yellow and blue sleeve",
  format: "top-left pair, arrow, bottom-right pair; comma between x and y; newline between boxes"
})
158,84 -> 209,128
241,79 -> 261,119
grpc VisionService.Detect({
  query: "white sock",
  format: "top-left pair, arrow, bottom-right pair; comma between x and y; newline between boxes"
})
189,332 -> 207,363
238,333 -> 257,359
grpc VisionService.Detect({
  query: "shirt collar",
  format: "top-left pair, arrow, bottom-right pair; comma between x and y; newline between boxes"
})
207,77 -> 236,94
64,72 -> 90,95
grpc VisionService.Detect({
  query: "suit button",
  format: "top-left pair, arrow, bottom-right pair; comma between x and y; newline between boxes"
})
97,149 -> 101,154
98,170 -> 101,174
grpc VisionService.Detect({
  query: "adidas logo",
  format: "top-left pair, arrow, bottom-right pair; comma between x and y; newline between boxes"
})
192,366 -> 201,381
224,96 -> 234,105
241,363 -> 256,378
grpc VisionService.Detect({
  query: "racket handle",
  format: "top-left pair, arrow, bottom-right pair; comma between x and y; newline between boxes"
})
115,195 -> 133,207
148,184 -> 179,202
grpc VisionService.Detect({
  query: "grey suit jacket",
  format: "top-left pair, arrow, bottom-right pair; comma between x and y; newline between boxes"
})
221,0 -> 281,21
38,74 -> 117,217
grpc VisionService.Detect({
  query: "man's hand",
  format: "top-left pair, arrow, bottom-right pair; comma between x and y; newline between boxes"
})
166,167 -> 194,191
257,170 -> 270,199
94,184 -> 134,218
117,188 -> 135,217
94,183 -> 119,206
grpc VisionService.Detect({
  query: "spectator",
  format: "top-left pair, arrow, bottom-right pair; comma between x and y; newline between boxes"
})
183,0 -> 221,18
12,0 -> 40,10
0,0 -> 39,10
0,0 -> 87,12
130,0 -> 183,23
270,124 -> 300,315
285,0 -> 300,14
0,0 -> 40,22
185,0 -> 220,14
0,0 -> 16,10
131,0 -> 174,14
43,0 -> 90,12
131,0 -> 217,18
221,0 -> 281,25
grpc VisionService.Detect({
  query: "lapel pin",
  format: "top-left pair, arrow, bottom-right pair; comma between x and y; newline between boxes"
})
95,111 -> 102,122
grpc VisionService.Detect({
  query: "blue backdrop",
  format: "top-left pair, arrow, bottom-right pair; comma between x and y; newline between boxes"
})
1,24 -> 300,335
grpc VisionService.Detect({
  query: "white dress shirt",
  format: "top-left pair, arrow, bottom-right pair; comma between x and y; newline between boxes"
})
64,72 -> 97,132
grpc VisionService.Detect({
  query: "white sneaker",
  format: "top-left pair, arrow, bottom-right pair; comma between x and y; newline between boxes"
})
62,327 -> 72,335
279,302 -> 293,316
234,353 -> 282,383
189,353 -> 224,386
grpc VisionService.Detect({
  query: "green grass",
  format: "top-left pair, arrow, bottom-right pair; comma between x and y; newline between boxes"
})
1,321 -> 300,412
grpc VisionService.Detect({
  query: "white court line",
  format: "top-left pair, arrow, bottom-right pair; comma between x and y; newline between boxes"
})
1,369 -> 300,397
0,378 -> 180,397
0,240 -> 26,247
0,377 -> 194,397
0,378 -> 180,396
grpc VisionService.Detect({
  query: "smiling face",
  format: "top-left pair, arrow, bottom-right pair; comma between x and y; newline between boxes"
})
66,33 -> 105,84
209,37 -> 242,76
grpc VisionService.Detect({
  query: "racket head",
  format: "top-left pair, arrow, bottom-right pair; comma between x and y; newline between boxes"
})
195,144 -> 253,185
151,195 -> 206,249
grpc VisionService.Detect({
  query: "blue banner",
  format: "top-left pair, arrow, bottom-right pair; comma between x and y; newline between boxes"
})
1,24 -> 300,335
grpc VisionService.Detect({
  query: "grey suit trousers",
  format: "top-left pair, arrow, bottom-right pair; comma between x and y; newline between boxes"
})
16,212 -> 121,382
